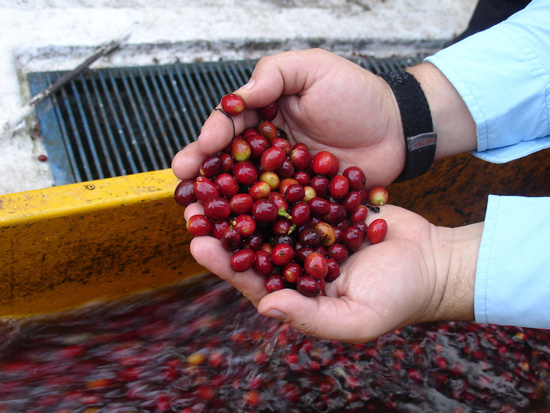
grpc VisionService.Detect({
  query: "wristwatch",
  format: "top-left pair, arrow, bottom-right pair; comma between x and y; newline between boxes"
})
378,70 -> 437,182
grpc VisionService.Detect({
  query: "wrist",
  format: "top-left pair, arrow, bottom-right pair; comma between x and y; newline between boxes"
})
430,223 -> 483,322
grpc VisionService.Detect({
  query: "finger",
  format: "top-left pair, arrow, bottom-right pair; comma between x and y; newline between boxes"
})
257,290 -> 377,343
189,236 -> 267,306
196,106 -> 259,155
235,49 -> 334,108
183,202 -> 204,221
171,141 -> 203,180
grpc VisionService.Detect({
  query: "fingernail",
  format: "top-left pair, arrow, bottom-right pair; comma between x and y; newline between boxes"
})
263,308 -> 286,320
241,79 -> 255,90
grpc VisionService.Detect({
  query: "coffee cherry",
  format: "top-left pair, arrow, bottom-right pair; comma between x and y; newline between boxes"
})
220,153 -> 234,172
255,250 -> 274,275
221,93 -> 245,115
199,154 -> 222,177
231,136 -> 252,162
290,202 -> 311,226
293,171 -> 310,187
258,101 -> 278,121
265,273 -> 285,292
283,262 -> 302,283
266,194 -> 287,215
350,205 -> 368,223
308,197 -> 331,216
243,231 -> 265,251
221,227 -> 242,251
351,221 -> 367,237
304,252 -> 328,280
279,178 -> 299,195
310,176 -> 329,198
246,134 -> 270,158
257,121 -> 278,142
312,151 -> 336,176
204,197 -> 231,221
298,226 -> 322,249
194,177 -> 219,204
325,258 -> 341,282
324,203 -> 346,225
342,226 -> 364,252
295,247 -> 314,264
272,217 -> 293,235
329,175 -> 350,199
296,275 -> 321,297
271,243 -> 295,267
174,179 -> 196,207
260,171 -> 280,191
275,159 -> 295,179
290,145 -> 313,170
367,218 -> 388,244
230,249 -> 256,272
233,214 -> 257,238
252,199 -> 279,223
230,193 -> 254,215
186,214 -> 212,237
272,137 -> 292,155
285,184 -> 305,203
249,181 -> 271,200
343,166 -> 367,191
215,173 -> 240,199
211,219 -> 231,239
233,161 -> 258,186
261,147 -> 286,171
342,191 -> 362,213
315,222 -> 336,247
303,186 -> 317,203
368,186 -> 389,206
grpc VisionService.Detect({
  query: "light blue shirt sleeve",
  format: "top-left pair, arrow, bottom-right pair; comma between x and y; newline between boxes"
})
425,0 -> 550,164
475,195 -> 550,329
426,2 -> 550,329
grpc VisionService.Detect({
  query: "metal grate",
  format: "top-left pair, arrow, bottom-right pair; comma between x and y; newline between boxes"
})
28,55 -> 424,185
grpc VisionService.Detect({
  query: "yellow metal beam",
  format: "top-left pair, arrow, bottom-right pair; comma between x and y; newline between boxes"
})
0,169 -> 207,318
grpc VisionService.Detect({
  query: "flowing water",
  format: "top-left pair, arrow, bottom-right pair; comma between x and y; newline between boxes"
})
0,274 -> 549,412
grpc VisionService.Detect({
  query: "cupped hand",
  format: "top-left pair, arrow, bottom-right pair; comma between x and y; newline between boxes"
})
172,48 -> 405,187
184,202 -> 479,343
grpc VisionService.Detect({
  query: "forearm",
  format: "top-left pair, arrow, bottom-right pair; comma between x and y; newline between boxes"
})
406,63 -> 477,160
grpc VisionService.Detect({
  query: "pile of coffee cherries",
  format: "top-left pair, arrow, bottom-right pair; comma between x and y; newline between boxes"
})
175,94 -> 389,297
1,275 -> 549,412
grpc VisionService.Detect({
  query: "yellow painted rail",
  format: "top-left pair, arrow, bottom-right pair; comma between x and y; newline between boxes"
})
0,169 -> 207,318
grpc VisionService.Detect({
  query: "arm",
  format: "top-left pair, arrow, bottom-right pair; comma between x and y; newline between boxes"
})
425,0 -> 550,163
475,196 -> 550,329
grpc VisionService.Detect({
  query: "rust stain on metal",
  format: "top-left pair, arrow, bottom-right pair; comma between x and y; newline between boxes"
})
0,169 -> 207,317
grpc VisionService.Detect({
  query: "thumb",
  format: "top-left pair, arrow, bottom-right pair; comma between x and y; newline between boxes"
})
257,289 -> 369,343
234,50 -> 321,109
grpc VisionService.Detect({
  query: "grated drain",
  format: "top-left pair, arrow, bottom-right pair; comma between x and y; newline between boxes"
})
28,55 -> 424,185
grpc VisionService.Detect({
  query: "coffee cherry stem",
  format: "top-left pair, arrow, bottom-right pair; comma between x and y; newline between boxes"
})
277,209 -> 292,220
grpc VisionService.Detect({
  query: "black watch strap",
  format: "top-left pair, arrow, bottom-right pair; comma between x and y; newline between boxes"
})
378,71 -> 437,182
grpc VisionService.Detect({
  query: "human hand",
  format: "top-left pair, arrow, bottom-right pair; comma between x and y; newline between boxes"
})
183,202 -> 482,343
172,48 -> 406,186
